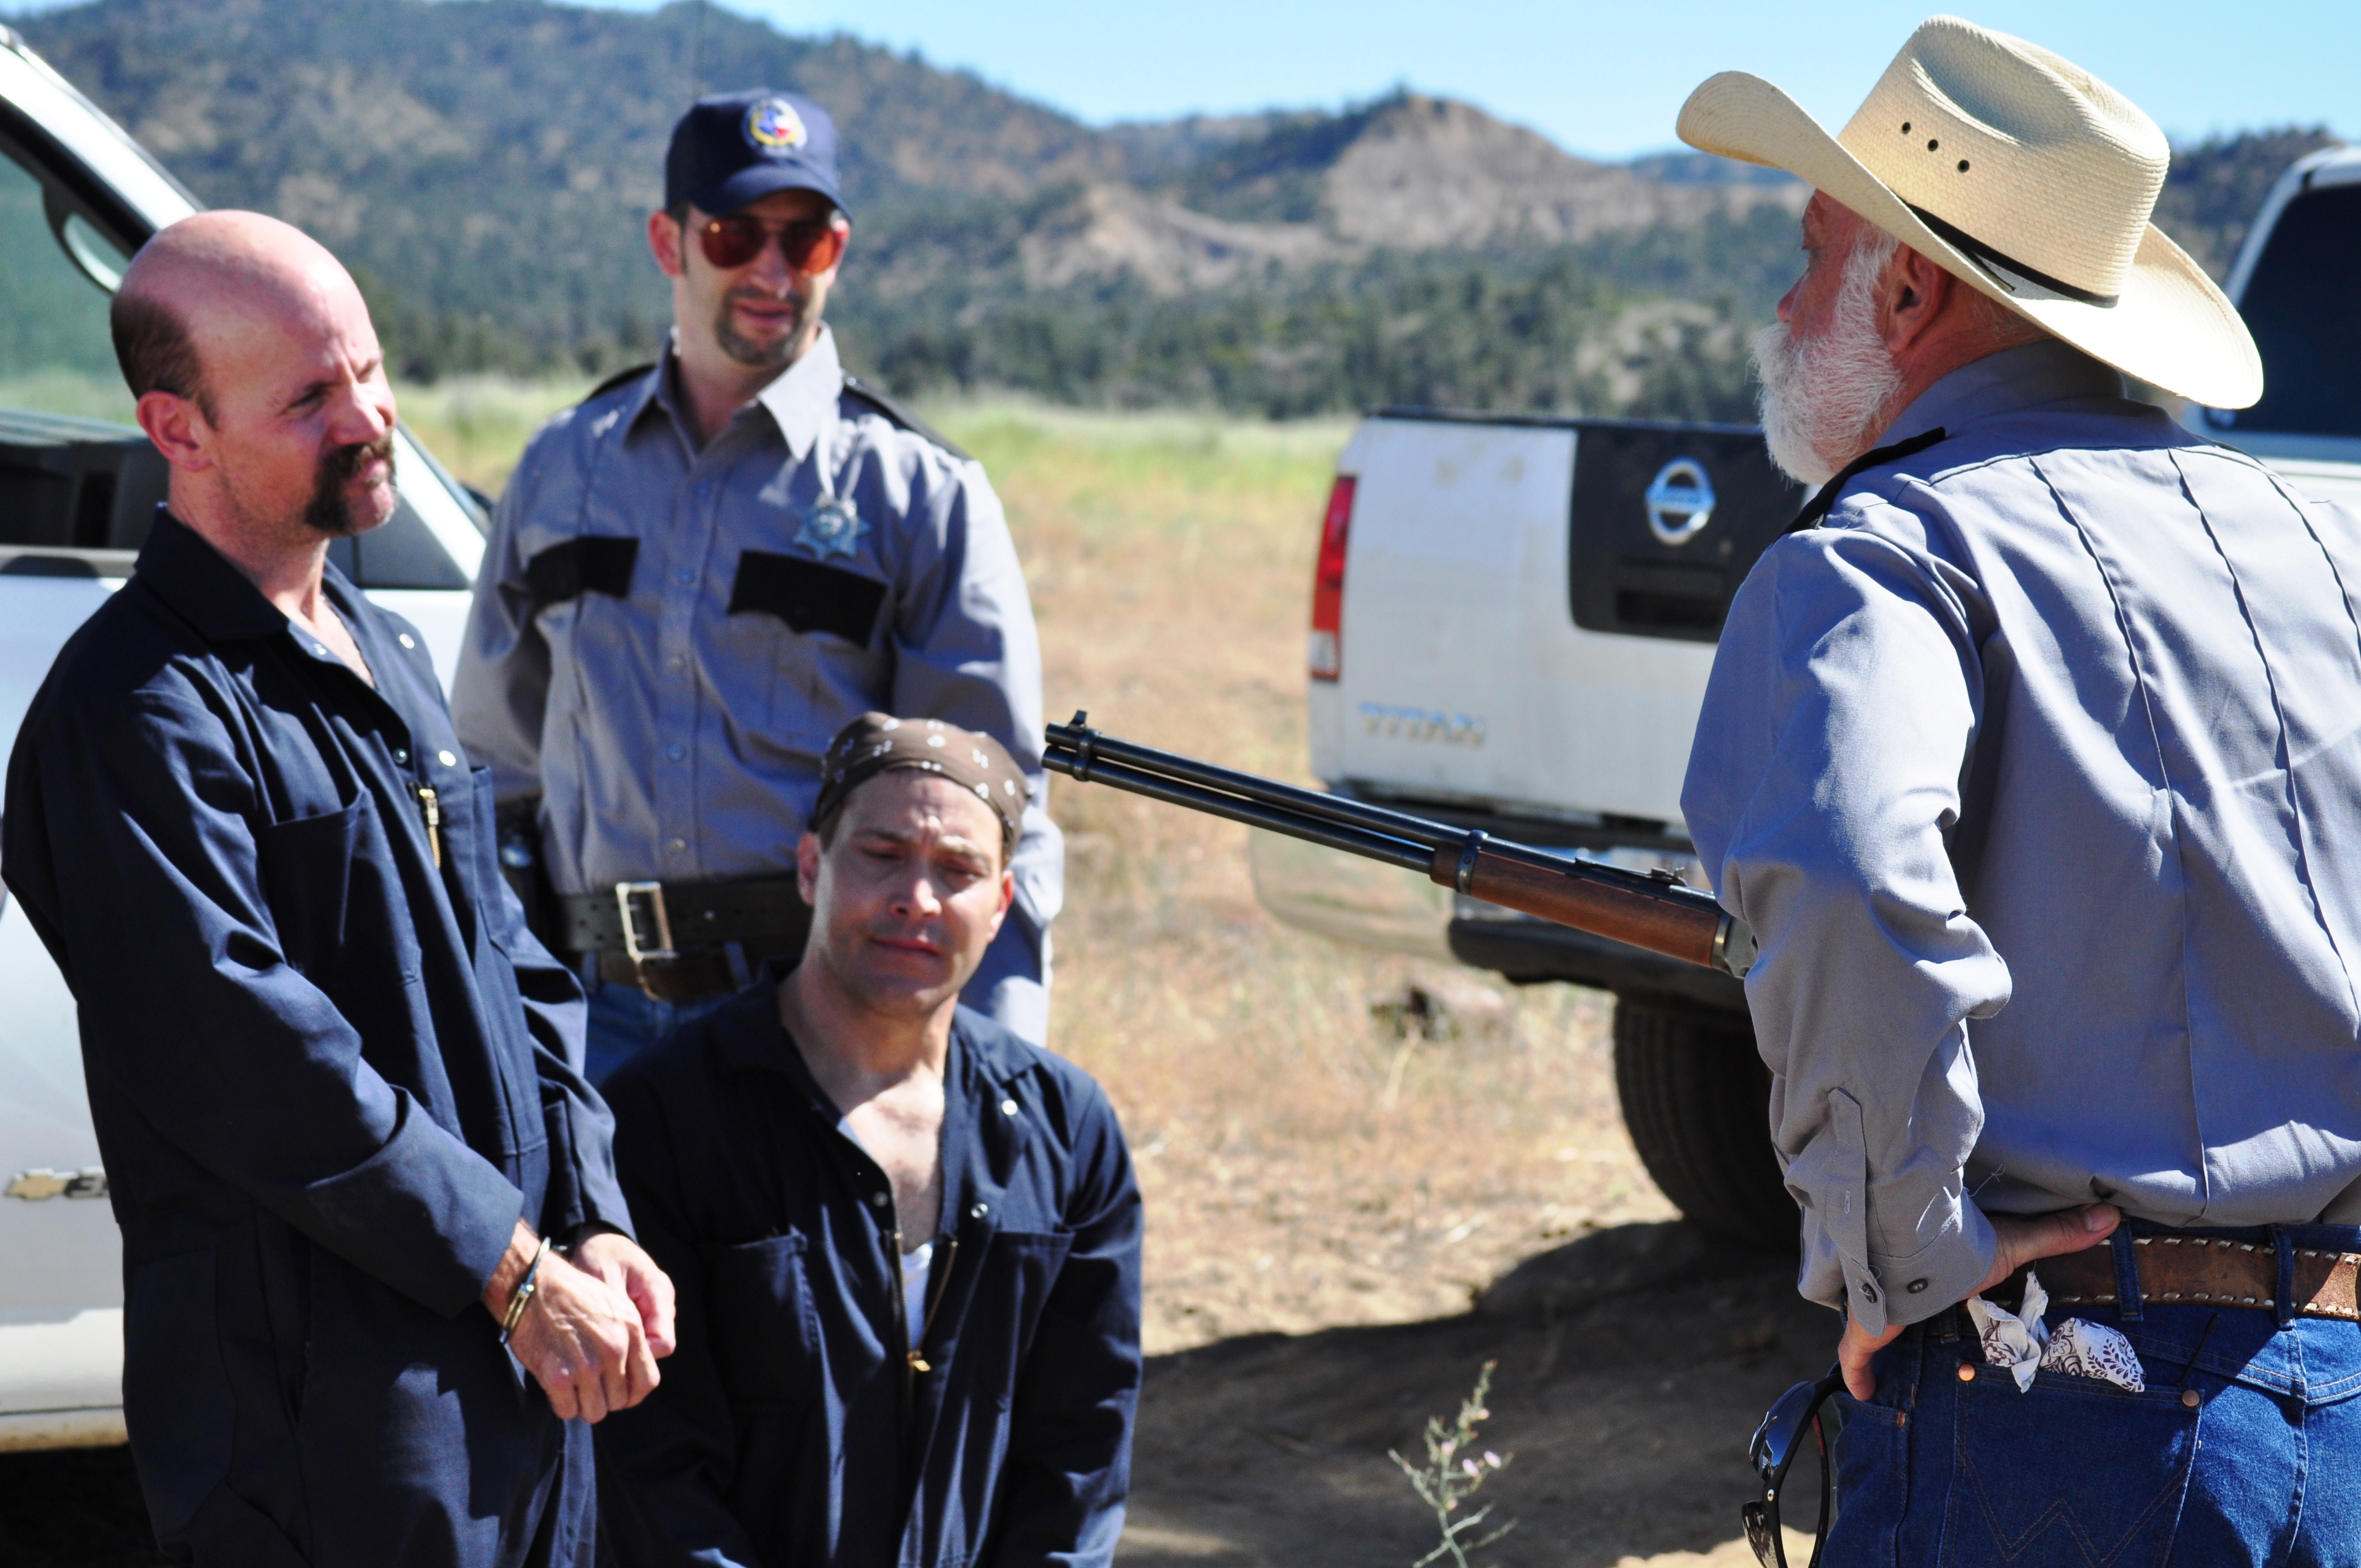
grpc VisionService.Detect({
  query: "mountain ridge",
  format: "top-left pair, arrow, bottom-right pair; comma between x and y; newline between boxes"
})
5,0 -> 2337,418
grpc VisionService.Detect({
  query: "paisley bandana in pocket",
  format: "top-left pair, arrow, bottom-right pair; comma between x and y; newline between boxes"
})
1965,1269 -> 2146,1392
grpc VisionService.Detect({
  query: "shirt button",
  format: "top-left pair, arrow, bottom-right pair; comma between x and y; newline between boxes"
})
668,656 -> 688,672
1001,1099 -> 1019,1117
397,633 -> 416,650
970,1203 -> 988,1219
437,749 -> 457,768
391,747 -> 410,765
868,1191 -> 889,1209
667,743 -> 686,761
667,837 -> 687,854
1860,1283 -> 1879,1303
1907,1278 -> 1929,1294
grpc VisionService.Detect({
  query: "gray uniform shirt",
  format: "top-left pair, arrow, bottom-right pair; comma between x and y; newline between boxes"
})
453,327 -> 1062,1036
1681,339 -> 2361,1335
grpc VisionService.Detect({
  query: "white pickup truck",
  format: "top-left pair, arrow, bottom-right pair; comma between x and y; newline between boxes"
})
1258,142 -> 2361,1249
0,26 -> 487,1450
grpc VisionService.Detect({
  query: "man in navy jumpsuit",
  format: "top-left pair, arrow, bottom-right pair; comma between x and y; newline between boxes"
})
596,715 -> 1140,1568
3,213 -> 674,1565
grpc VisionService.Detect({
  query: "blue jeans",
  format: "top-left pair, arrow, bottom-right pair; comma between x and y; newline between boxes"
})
1829,1222 -> 2361,1566
581,972 -> 742,1086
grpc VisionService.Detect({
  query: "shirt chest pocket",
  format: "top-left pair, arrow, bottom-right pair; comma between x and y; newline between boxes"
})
959,1229 -> 1074,1403
252,796 -> 430,1042
721,552 -> 893,752
703,1231 -> 825,1406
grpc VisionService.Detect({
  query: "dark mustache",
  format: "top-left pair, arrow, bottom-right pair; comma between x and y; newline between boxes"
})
323,431 -> 396,482
302,428 -> 398,537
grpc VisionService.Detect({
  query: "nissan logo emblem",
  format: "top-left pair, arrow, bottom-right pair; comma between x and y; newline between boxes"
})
1645,459 -> 1715,546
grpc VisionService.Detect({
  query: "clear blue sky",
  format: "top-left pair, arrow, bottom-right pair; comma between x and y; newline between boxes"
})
4,0 -> 2344,156
608,0 -> 2352,159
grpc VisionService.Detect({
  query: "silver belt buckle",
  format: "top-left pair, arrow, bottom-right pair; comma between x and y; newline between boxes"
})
615,881 -> 677,963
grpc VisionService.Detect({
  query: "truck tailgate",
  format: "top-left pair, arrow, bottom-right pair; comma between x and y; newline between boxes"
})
1311,415 -> 1799,831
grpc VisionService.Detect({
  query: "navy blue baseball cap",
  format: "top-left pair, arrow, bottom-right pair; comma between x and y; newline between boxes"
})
665,90 -> 847,218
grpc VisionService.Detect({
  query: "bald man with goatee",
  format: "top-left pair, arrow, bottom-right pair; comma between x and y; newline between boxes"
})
2,211 -> 674,1566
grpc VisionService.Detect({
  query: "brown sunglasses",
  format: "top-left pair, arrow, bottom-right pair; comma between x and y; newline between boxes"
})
696,214 -> 847,274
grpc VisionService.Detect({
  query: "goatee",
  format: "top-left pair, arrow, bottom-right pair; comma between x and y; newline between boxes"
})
303,432 -> 398,537
714,286 -> 807,372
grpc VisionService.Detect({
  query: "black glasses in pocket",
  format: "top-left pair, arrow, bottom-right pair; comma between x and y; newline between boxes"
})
1742,1366 -> 1845,1568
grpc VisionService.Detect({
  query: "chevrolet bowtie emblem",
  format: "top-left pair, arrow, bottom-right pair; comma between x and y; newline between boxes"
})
6,1167 -> 107,1201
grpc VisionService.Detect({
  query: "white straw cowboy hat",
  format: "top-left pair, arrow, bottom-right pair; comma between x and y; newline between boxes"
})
1678,15 -> 2262,410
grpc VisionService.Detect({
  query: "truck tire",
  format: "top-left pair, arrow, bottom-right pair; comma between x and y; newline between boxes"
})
1612,995 -> 1797,1252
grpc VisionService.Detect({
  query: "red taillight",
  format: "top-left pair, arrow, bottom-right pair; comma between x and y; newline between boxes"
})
1308,475 -> 1355,680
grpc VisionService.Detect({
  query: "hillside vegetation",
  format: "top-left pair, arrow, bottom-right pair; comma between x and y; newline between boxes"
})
10,0 -> 2338,418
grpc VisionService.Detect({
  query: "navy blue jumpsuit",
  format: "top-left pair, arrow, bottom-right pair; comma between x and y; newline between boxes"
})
594,990 -> 1142,1568
2,513 -> 632,1566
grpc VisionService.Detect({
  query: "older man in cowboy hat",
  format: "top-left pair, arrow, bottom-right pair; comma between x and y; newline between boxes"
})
1679,16 -> 2361,1559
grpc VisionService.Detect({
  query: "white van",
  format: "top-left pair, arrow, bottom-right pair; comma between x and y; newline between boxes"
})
0,25 -> 486,1450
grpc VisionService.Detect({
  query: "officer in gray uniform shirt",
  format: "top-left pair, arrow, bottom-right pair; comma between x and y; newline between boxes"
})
455,90 -> 1060,1082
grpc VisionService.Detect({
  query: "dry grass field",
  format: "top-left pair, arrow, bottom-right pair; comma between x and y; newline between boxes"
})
935,403 -> 1683,1352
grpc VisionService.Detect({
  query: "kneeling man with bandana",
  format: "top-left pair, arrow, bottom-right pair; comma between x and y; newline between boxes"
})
596,714 -> 1141,1568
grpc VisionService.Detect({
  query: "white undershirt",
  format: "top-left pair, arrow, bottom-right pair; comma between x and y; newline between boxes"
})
840,1114 -> 936,1347
901,1241 -> 934,1347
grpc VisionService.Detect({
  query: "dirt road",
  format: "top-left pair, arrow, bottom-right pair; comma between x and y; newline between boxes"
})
1118,1223 -> 1823,1568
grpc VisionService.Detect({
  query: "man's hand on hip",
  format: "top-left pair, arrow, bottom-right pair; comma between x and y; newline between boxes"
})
572,1227 -> 678,1358
1836,1203 -> 2120,1399
482,1222 -> 661,1422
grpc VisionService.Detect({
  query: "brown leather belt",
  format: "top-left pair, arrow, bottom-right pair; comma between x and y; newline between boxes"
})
557,876 -> 810,1004
2020,1233 -> 2361,1321
594,948 -> 748,1005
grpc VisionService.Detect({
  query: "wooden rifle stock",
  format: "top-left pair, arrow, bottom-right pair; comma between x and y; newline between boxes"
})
1043,712 -> 1754,979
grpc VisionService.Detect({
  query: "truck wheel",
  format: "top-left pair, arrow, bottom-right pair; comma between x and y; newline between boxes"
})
1612,995 -> 1797,1251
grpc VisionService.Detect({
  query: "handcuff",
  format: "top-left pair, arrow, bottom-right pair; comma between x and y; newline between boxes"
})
498,1235 -> 553,1346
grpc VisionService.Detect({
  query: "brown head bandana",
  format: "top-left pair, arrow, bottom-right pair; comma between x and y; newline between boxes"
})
812,713 -> 1026,850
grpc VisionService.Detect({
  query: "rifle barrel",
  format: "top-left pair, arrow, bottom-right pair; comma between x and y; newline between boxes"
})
1040,748 -> 1434,873
1041,713 -> 1756,979
1046,720 -> 1469,853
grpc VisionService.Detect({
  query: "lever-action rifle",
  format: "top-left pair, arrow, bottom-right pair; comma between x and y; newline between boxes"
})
1042,713 -> 1755,978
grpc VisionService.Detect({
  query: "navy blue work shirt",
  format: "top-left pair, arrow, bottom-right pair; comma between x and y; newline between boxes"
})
2,512 -> 630,1565
595,989 -> 1141,1568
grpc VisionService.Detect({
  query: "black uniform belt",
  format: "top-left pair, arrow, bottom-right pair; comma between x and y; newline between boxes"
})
557,876 -> 812,1004
556,876 -> 811,961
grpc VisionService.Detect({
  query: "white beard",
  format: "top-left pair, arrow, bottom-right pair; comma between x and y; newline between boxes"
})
1753,232 -> 1905,487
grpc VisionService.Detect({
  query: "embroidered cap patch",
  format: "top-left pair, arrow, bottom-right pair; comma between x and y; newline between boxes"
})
744,97 -> 809,153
